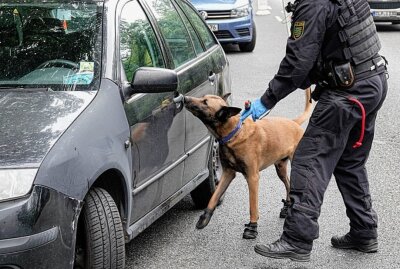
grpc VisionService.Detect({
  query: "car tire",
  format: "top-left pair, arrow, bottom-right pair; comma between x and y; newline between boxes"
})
239,22 -> 257,52
191,139 -> 223,209
75,188 -> 125,269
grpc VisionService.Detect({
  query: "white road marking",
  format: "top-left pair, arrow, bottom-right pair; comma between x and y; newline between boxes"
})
275,16 -> 283,22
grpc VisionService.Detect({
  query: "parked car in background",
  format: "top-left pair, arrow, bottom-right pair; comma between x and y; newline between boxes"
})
190,0 -> 256,52
0,0 -> 230,268
368,0 -> 400,24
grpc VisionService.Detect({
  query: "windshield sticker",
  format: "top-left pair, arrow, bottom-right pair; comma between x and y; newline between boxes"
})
79,62 -> 95,73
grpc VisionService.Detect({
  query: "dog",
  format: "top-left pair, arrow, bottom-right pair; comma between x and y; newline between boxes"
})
184,89 -> 312,239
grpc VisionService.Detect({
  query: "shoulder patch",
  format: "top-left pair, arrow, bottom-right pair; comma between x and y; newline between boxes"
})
292,21 -> 305,39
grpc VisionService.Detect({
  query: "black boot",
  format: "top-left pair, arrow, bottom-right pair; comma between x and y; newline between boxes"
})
279,199 -> 291,218
254,239 -> 311,262
242,222 -> 258,239
331,233 -> 378,253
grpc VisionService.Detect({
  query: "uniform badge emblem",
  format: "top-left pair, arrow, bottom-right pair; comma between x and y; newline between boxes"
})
293,21 -> 305,39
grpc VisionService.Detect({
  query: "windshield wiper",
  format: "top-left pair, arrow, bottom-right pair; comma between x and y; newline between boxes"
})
0,86 -> 52,92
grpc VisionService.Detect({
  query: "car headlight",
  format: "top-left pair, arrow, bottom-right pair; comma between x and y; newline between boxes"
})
231,5 -> 250,18
0,169 -> 38,202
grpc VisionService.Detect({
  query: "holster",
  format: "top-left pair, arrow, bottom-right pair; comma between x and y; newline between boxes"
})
326,61 -> 355,89
311,85 -> 323,101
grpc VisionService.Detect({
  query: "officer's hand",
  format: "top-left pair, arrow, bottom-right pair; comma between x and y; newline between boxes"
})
240,98 -> 270,121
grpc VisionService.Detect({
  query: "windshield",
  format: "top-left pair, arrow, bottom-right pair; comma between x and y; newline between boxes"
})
0,1 -> 103,91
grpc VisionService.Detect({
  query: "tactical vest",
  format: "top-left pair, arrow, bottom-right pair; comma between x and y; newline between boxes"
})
335,0 -> 381,65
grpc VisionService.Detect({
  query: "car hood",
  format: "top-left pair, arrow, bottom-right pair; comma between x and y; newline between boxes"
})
0,91 -> 96,168
190,0 -> 249,10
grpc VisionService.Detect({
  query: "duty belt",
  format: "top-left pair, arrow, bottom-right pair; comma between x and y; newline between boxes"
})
353,56 -> 387,76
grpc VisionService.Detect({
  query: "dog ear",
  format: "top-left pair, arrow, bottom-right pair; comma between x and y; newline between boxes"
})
216,106 -> 242,122
221,93 -> 231,102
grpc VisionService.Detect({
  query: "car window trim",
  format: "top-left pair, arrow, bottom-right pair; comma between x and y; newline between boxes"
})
141,0 -> 205,69
115,0 -> 170,84
138,0 -> 176,69
174,0 -> 212,52
169,0 -> 200,56
174,44 -> 219,73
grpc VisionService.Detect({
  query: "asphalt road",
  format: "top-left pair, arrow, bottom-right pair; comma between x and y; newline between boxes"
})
126,1 -> 400,268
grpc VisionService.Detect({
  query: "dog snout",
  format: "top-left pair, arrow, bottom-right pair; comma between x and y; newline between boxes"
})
184,96 -> 190,104
184,96 -> 194,108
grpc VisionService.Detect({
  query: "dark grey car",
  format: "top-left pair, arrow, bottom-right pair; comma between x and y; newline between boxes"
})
0,0 -> 230,268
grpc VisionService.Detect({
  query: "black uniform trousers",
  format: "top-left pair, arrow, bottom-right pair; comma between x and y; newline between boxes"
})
281,72 -> 388,251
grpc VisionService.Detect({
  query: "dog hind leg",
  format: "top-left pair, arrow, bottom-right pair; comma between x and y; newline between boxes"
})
196,168 -> 236,229
274,158 -> 292,218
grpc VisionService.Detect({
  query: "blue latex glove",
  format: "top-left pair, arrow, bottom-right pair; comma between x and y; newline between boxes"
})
240,98 -> 270,121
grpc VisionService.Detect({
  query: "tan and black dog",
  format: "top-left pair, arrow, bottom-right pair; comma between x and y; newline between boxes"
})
184,89 -> 312,239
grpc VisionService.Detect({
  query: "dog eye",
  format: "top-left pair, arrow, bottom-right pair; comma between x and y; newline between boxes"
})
203,100 -> 208,105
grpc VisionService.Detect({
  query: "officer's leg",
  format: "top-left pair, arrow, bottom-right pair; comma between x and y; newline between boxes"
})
333,73 -> 388,241
280,92 -> 355,251
333,113 -> 378,240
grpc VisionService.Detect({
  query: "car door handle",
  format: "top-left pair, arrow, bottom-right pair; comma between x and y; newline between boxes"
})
173,92 -> 184,112
208,72 -> 216,83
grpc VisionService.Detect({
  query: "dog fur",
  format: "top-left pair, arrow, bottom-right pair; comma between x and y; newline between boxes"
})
184,89 -> 312,238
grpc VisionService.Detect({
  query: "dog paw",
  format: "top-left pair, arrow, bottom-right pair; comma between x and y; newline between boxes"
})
242,222 -> 258,239
196,209 -> 214,229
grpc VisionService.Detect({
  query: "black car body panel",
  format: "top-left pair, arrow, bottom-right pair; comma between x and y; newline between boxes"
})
0,185 -> 82,268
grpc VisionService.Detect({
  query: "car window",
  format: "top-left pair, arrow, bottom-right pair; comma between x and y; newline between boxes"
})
119,0 -> 165,81
146,0 -> 196,68
175,5 -> 204,55
177,0 -> 217,50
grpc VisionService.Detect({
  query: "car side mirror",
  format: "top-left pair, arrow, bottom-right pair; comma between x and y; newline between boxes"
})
128,67 -> 178,95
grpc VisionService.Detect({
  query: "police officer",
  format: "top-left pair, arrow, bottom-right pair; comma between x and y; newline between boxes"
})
240,0 -> 388,262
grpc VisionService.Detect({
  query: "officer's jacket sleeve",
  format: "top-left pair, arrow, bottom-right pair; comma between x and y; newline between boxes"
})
261,0 -> 330,108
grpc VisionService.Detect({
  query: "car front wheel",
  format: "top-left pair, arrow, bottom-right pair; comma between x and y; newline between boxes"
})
74,187 -> 125,269
191,139 -> 223,208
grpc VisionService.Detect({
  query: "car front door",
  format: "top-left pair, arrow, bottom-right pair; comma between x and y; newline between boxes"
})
174,0 -> 228,184
118,0 -> 187,224
144,0 -> 220,184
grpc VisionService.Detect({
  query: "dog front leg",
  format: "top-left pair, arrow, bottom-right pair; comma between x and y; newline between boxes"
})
196,168 -> 236,229
247,172 -> 260,223
243,171 -> 259,239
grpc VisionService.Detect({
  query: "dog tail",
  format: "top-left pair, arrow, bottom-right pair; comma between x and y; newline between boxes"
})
293,87 -> 313,125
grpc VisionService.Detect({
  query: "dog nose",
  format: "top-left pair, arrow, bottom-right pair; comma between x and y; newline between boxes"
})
183,96 -> 190,104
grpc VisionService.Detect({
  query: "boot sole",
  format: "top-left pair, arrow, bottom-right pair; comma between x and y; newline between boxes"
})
254,245 -> 310,262
331,241 -> 378,253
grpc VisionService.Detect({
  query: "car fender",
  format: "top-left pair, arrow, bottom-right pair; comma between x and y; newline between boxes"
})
35,78 -> 132,220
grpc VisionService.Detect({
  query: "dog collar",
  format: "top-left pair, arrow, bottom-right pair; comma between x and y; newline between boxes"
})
218,120 -> 242,145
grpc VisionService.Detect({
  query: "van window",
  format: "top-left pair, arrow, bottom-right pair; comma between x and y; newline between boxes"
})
0,1 -> 103,90
119,0 -> 165,81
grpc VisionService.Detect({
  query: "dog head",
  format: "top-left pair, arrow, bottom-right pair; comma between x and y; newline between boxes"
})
184,93 -> 242,137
